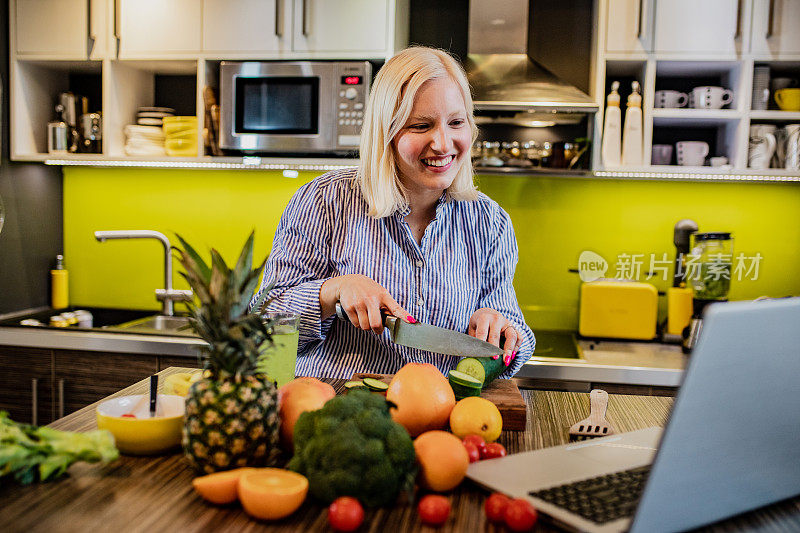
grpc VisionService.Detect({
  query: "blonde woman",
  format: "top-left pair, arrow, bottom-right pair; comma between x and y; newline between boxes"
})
253,46 -> 535,379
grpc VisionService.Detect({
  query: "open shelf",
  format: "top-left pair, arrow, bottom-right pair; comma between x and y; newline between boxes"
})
651,109 -> 744,124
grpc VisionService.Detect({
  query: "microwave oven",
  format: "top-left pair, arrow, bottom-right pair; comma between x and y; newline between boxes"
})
219,61 -> 372,155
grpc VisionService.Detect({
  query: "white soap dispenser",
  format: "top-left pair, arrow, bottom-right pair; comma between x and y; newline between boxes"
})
621,81 -> 643,166
601,81 -> 622,167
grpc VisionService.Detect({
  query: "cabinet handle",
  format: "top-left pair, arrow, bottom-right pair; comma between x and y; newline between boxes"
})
58,379 -> 65,419
766,0 -> 776,38
31,378 -> 38,426
275,0 -> 283,37
302,0 -> 310,36
114,0 -> 121,58
636,0 -> 645,39
734,0 -> 743,39
86,0 -> 95,58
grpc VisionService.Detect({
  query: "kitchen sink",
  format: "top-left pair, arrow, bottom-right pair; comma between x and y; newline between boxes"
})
532,330 -> 582,359
110,315 -> 194,336
0,307 -> 196,337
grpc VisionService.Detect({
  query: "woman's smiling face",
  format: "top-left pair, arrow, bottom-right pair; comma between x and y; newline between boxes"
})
392,77 -> 472,199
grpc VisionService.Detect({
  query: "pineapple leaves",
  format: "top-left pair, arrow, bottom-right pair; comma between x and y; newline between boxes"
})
173,233 -> 273,377
174,234 -> 211,284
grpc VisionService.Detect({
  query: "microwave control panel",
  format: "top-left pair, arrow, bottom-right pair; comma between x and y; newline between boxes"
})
335,62 -> 372,149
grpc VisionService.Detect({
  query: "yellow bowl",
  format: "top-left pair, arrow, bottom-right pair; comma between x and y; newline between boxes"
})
162,116 -> 197,137
96,394 -> 185,455
774,88 -> 800,111
165,137 -> 198,157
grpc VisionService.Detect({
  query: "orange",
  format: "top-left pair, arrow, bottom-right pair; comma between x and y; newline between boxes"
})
414,430 -> 470,492
449,396 -> 503,442
192,467 -> 255,504
238,468 -> 309,520
387,363 -> 456,437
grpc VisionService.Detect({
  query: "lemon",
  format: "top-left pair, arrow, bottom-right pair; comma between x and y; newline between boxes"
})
448,396 -> 503,442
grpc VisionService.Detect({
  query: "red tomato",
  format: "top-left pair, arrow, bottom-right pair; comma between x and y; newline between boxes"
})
463,442 -> 481,463
482,442 -> 507,460
328,497 -> 364,532
417,494 -> 450,526
504,498 -> 538,532
484,492 -> 511,523
462,434 -> 487,455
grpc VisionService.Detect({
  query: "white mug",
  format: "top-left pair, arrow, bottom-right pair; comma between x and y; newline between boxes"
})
783,124 -> 800,170
690,86 -> 734,109
676,141 -> 709,166
654,90 -> 688,109
749,124 -> 777,169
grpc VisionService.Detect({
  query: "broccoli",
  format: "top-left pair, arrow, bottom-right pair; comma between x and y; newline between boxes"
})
287,389 -> 417,507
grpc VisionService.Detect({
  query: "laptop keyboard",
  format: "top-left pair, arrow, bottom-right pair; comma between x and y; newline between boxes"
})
529,465 -> 651,524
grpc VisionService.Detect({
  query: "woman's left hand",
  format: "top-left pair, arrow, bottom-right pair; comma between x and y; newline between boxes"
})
468,308 -> 522,367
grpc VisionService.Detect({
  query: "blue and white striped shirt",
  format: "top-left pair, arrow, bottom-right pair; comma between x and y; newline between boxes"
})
252,168 -> 535,379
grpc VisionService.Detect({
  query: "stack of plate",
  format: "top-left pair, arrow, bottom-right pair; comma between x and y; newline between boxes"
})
137,106 -> 175,126
124,124 -> 166,156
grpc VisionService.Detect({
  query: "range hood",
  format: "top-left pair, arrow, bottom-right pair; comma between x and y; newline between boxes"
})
465,0 -> 598,113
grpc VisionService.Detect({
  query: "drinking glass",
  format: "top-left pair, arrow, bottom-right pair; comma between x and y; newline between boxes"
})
257,313 -> 300,387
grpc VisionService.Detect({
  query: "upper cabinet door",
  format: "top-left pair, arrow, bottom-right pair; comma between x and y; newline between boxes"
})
15,0 -> 91,59
750,0 -> 800,56
202,0 -> 292,55
118,0 -> 201,58
292,0 -> 389,54
605,0 -> 653,53
653,0 -> 742,55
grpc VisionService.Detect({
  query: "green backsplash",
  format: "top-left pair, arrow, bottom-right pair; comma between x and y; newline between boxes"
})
64,167 -> 800,330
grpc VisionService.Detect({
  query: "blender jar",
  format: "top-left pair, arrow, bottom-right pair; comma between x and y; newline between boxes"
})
688,232 -> 734,301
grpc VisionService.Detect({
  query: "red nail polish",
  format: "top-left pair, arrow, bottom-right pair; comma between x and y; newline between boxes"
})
503,355 -> 510,366
511,350 -> 517,358
492,354 -> 499,360
407,315 -> 417,324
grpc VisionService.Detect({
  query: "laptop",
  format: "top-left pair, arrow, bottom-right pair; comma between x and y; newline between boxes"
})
467,297 -> 800,532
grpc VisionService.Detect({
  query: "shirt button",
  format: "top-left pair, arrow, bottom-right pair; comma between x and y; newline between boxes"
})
417,298 -> 424,306
415,260 -> 423,267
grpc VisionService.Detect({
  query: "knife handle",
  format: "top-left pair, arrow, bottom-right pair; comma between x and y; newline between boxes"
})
335,301 -> 399,335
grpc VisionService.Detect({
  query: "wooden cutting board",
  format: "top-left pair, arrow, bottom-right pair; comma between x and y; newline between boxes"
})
351,373 -> 527,431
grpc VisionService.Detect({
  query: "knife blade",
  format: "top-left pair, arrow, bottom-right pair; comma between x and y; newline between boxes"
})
335,302 -> 502,358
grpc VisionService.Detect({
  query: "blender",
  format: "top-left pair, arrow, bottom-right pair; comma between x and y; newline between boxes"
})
682,232 -> 734,353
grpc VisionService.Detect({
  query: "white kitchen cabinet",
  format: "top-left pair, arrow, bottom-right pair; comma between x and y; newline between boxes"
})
13,0 -> 109,60
605,0 -> 652,54
202,0 -> 292,55
749,0 -> 800,56
652,0 -> 742,56
291,0 -> 390,54
117,0 -> 202,58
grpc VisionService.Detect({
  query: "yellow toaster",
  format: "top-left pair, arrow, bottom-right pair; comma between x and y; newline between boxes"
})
578,280 -> 658,340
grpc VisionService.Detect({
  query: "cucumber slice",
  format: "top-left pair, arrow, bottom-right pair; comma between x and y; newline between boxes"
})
344,380 -> 366,389
448,370 -> 482,400
448,370 -> 482,388
455,357 -> 505,389
362,377 -> 389,391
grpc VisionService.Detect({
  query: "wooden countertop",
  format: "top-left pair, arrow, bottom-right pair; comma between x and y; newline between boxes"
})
1,368 -> 797,532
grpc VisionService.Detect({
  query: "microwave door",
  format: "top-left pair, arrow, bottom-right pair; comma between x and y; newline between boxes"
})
225,73 -> 335,153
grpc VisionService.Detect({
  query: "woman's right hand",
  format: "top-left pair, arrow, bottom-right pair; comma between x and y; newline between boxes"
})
320,274 -> 414,335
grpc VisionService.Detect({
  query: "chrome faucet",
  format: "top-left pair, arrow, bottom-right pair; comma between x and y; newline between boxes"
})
94,230 -> 193,316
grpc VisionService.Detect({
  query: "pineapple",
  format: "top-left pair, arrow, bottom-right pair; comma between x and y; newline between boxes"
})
175,232 -> 280,474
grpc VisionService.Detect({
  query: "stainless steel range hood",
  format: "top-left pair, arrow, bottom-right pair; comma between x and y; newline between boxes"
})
466,0 -> 598,113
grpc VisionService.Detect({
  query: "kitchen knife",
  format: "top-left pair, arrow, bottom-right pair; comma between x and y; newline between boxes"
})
335,302 -> 503,358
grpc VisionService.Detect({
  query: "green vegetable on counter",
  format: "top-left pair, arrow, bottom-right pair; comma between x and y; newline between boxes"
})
287,389 -> 417,507
0,411 -> 118,485
455,356 -> 505,389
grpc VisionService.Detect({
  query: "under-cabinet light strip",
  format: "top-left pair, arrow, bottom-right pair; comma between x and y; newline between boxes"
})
44,159 -> 356,172
593,170 -> 800,182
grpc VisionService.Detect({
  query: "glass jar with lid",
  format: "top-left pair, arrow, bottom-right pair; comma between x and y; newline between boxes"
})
480,141 -> 503,167
522,141 -> 541,167
687,232 -> 734,301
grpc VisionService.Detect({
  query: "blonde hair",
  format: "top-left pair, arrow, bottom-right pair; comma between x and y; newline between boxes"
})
358,46 -> 479,218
